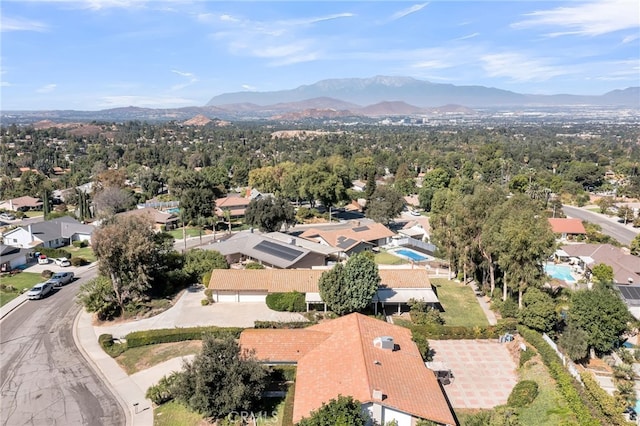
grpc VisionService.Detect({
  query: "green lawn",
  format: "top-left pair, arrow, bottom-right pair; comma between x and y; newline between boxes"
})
518,360 -> 578,426
374,251 -> 408,265
116,341 -> 202,375
154,401 -> 206,426
431,278 -> 489,327
64,245 -> 97,262
0,272 -> 43,307
167,227 -> 204,240
23,211 -> 44,218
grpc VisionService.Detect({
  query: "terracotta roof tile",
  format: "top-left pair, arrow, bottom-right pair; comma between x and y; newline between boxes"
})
208,269 -> 432,293
548,218 -> 586,235
239,329 -> 330,363
240,313 -> 455,425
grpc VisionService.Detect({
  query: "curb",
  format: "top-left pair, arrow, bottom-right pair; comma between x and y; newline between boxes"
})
72,309 -> 133,426
0,295 -> 28,321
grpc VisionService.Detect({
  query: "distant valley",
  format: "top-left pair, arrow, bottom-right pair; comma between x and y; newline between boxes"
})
2,76 -> 638,124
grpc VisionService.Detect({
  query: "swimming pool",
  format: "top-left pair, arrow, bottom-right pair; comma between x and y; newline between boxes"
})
392,248 -> 431,262
545,263 -> 575,282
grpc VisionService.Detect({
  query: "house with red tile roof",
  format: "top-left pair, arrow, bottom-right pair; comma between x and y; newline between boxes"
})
0,196 -> 43,212
207,268 -> 439,313
117,207 -> 179,231
240,313 -> 457,425
215,194 -> 255,219
548,218 -> 586,240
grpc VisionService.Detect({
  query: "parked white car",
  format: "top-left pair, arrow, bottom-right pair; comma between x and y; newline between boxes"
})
54,258 -> 71,267
27,282 -> 53,300
48,272 -> 74,287
0,213 -> 16,221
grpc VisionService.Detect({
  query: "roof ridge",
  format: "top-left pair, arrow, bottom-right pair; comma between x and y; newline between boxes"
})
355,314 -> 374,399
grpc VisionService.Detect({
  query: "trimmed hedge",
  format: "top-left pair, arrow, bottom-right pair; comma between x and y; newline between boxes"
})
72,240 -> 88,248
99,333 -> 127,357
265,291 -> 306,312
580,371 -> 629,426
70,257 -> 88,266
507,380 -> 538,407
125,326 -> 243,348
518,326 -> 600,426
519,346 -> 537,367
254,321 -> 312,329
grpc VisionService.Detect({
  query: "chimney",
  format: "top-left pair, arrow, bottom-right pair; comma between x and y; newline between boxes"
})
373,336 -> 394,351
290,237 -> 296,245
28,224 -> 33,242
372,389 -> 385,401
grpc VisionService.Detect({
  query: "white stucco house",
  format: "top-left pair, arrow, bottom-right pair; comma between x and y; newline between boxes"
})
2,216 -> 94,249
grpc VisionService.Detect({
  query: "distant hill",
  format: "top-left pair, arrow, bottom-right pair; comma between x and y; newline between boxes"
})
207,75 -> 640,108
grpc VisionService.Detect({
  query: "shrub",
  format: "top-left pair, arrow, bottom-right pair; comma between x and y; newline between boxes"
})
146,373 -> 178,405
496,298 -> 518,318
204,288 -> 213,301
580,371 -> 628,425
3,285 -> 16,292
254,321 -> 312,329
72,240 -> 88,248
409,324 -> 502,340
508,380 -> 539,407
41,270 -> 53,278
202,271 -> 212,287
201,299 -> 210,306
265,291 -> 306,312
37,247 -> 72,259
98,333 -> 127,357
125,326 -> 243,348
411,330 -> 432,361
244,262 -> 265,270
519,347 -> 537,367
70,257 -> 87,267
518,326 -> 599,425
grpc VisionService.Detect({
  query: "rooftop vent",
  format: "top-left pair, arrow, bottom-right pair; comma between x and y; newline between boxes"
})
372,389 -> 385,400
373,336 -> 394,351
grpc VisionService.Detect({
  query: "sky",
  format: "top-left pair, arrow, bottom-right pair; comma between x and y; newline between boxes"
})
1,0 -> 639,110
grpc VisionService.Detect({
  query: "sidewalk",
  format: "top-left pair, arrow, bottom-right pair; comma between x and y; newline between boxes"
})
74,309 -> 152,426
0,293 -> 28,320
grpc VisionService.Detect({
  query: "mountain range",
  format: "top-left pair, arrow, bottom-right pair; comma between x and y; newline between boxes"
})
2,76 -> 638,124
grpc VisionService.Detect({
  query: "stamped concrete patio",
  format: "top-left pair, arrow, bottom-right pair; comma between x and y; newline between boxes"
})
429,339 -> 519,409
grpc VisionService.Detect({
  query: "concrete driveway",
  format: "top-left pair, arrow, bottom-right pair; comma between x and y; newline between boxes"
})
95,286 -> 307,339
429,339 -> 518,409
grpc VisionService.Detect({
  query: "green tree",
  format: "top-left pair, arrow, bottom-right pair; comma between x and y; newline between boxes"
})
569,285 -> 632,354
591,263 -> 614,285
558,322 -> 589,362
180,187 -> 216,225
171,335 -> 268,420
596,196 -> 615,214
244,196 -> 295,232
631,234 -> 640,256
617,205 -> 634,225
183,249 -> 229,283
76,276 -> 120,320
496,196 -> 556,308
297,395 -> 369,426
517,288 -> 557,332
319,252 -> 380,315
365,186 -> 404,224
91,215 -> 162,312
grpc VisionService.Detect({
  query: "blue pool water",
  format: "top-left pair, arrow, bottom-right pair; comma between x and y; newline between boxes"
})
166,208 -> 180,214
394,248 -> 429,262
545,263 -> 575,282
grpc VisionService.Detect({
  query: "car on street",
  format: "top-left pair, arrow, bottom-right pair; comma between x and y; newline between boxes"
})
54,257 -> 71,267
0,213 -> 16,221
27,282 -> 53,300
48,272 -> 75,288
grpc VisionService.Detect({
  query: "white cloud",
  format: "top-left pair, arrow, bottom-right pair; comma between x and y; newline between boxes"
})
512,0 -> 640,36
170,69 -> 198,91
36,84 -> 57,93
1,16 -> 48,32
454,32 -> 479,41
411,59 -> 451,70
481,53 -> 573,82
390,3 -> 429,21
241,84 -> 256,91
1,82 -> 12,87
622,33 -> 640,43
99,95 -> 194,108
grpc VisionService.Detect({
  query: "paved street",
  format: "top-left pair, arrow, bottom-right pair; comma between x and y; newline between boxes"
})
563,205 -> 640,246
0,267 -> 125,426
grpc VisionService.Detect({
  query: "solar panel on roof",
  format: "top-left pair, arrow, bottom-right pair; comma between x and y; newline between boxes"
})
617,286 -> 640,300
254,240 -> 304,262
352,226 -> 370,232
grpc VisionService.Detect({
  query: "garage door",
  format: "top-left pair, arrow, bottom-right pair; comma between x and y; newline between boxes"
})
216,292 -> 239,303
238,291 -> 267,303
